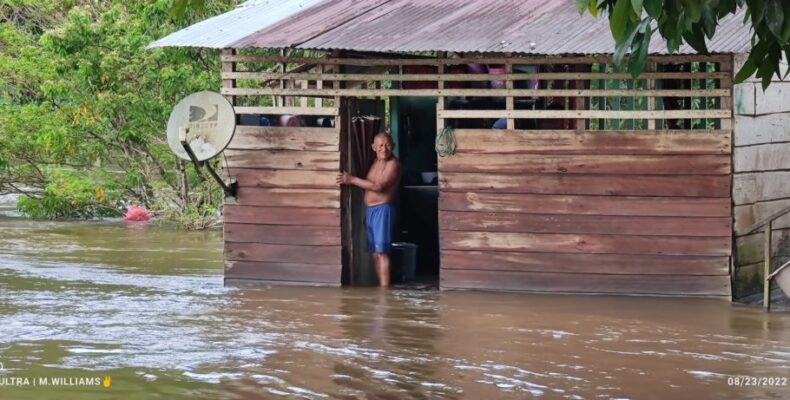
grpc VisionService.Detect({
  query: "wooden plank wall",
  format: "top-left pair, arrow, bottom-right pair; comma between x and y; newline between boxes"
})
438,129 -> 733,297
732,55 -> 790,298
223,125 -> 342,285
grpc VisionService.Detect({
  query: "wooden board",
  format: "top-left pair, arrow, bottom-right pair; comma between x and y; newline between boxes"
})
439,192 -> 732,217
227,187 -> 339,209
225,242 -> 341,264
224,205 -> 340,226
441,250 -> 729,275
733,171 -> 790,205
224,223 -> 341,246
234,106 -> 337,116
734,142 -> 790,173
440,211 -> 731,237
452,130 -> 731,155
734,114 -> 790,146
225,260 -> 341,285
233,168 -> 337,189
441,269 -> 731,296
440,231 -> 731,256
437,109 -> 730,119
440,153 -> 730,175
439,172 -> 731,197
224,53 -> 730,66
225,149 -> 340,171
228,126 -> 339,152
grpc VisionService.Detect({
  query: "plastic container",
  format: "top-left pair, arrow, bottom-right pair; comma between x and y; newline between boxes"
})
391,242 -> 417,282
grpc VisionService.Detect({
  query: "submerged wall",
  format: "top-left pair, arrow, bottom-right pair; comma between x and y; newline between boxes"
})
222,125 -> 343,285
732,55 -> 790,299
438,129 -> 732,297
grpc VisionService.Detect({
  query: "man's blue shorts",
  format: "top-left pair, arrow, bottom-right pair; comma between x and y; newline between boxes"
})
366,203 -> 394,253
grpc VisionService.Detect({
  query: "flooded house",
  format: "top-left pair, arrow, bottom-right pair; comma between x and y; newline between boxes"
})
150,0 -> 790,301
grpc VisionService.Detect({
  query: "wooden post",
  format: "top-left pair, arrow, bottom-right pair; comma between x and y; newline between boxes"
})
437,53 -> 445,131
316,64 -> 323,108
574,64 -> 586,131
764,219 -> 773,310
221,49 -> 237,106
719,56 -> 733,130
279,49 -> 288,107
505,61 -> 514,129
647,61 -> 656,130
300,79 -> 308,107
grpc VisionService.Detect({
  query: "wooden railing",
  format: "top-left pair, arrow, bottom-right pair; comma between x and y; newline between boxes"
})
219,52 -> 732,133
742,202 -> 790,310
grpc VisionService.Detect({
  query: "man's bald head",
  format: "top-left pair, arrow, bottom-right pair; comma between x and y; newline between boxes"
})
373,132 -> 393,145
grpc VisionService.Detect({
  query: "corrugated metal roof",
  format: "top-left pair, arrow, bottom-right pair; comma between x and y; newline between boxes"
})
149,0 -> 753,55
147,0 -> 327,49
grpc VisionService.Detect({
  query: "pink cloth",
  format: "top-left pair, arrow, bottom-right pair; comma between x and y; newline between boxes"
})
124,205 -> 150,221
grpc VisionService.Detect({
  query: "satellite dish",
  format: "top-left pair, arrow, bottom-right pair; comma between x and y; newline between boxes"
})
167,91 -> 236,161
166,91 -> 238,197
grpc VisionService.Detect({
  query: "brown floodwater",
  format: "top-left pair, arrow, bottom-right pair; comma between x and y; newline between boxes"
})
1,211 -> 790,399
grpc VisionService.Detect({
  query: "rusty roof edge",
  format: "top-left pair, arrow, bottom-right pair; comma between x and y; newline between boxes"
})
229,0 -> 398,50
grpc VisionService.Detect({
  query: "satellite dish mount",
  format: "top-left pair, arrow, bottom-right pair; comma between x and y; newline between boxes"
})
179,127 -> 238,197
166,91 -> 238,198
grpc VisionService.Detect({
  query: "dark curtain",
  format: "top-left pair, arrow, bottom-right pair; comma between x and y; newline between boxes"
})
351,116 -> 382,177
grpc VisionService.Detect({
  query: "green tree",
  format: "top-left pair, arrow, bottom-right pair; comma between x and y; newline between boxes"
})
576,0 -> 789,88
1,0 -> 238,226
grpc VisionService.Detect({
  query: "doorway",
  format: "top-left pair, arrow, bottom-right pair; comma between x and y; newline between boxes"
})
340,96 -> 440,286
391,96 -> 440,283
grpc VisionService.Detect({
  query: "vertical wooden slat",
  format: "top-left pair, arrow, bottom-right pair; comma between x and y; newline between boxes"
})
221,49 -> 237,107
505,61 -> 515,130
574,64 -> 585,131
764,219 -> 772,309
300,79 -> 308,107
316,64 -> 323,108
647,61 -> 656,130
719,56 -> 733,130
437,53 -> 445,131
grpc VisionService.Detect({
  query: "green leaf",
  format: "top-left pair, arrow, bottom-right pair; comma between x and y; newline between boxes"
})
631,0 -> 644,15
683,25 -> 709,53
681,0 -> 703,22
734,58 -> 757,83
644,0 -> 662,18
589,0 -> 599,17
785,47 -> 790,79
746,0 -> 766,26
766,0 -> 785,42
190,0 -> 206,15
576,0 -> 589,14
614,19 -> 648,65
759,50 -> 775,89
611,0 -> 635,41
628,27 -> 652,77
168,0 -> 188,18
781,0 -> 790,43
702,6 -> 717,38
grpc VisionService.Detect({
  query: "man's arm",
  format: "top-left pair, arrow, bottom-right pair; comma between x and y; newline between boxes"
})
336,161 -> 400,193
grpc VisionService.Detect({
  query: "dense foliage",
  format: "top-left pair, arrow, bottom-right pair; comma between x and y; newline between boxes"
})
576,0 -> 789,88
1,0 -> 238,227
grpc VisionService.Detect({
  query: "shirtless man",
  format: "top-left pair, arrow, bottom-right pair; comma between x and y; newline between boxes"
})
336,133 -> 401,287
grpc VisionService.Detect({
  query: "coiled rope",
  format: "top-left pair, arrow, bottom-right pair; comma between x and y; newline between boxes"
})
435,126 -> 456,157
